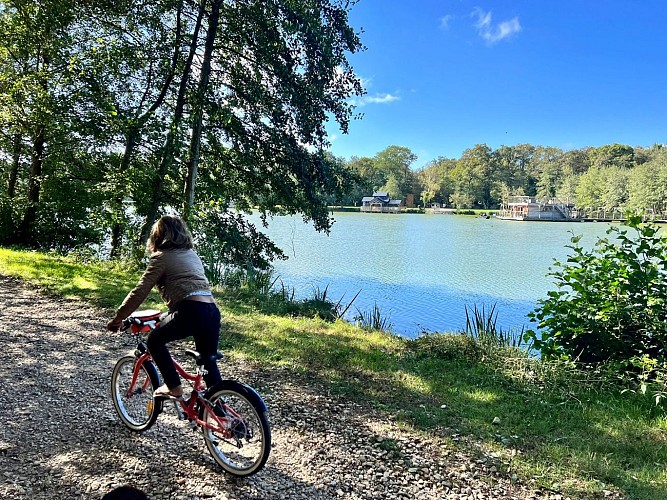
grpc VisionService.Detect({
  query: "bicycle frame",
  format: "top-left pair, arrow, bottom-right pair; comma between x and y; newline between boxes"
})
129,346 -> 233,438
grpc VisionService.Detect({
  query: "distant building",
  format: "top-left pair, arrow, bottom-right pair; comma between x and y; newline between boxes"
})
497,196 -> 580,221
361,192 -> 402,213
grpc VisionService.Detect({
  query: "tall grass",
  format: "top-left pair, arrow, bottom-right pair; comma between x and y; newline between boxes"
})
219,267 -> 363,322
353,303 -> 393,332
464,303 -> 528,349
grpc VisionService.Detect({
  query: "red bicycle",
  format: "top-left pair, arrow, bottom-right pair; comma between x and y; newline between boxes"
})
110,310 -> 271,477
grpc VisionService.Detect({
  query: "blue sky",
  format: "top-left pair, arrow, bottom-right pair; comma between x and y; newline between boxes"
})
326,0 -> 667,168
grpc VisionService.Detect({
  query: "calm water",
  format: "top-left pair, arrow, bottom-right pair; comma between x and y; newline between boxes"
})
250,212 -> 612,338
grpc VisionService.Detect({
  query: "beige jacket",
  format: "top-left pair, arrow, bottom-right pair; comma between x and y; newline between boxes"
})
115,248 -> 211,320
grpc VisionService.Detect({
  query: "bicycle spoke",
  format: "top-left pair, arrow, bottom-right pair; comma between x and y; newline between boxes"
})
111,356 -> 161,432
201,389 -> 270,477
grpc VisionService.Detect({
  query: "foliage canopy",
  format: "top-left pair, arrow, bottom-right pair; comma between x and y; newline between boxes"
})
0,0 -> 364,271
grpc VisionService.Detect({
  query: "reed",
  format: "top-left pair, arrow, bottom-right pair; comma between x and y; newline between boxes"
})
354,303 -> 393,332
464,303 -> 527,348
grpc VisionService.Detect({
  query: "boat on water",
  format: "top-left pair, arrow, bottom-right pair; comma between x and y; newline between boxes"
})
497,196 -> 581,222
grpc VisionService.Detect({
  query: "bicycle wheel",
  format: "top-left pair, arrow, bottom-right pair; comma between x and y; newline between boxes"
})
111,355 -> 162,432
202,383 -> 271,477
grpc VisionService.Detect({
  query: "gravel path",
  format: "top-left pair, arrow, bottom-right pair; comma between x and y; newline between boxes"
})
0,275 -> 587,499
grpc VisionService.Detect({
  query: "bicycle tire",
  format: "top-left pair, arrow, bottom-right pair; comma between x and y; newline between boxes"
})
201,381 -> 271,477
111,355 -> 162,432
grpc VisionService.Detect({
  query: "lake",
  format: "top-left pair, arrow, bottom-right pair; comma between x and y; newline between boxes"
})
250,212 -> 613,338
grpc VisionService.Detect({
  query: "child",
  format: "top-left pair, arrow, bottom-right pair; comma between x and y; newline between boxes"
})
107,215 -> 221,398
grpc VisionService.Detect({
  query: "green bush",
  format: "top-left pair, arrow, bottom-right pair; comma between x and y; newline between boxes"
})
526,214 -> 667,365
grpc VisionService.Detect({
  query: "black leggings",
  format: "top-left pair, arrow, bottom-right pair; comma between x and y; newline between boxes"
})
146,300 -> 222,389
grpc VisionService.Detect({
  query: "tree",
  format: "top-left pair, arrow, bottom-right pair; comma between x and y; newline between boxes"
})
556,173 -> 579,204
589,143 -> 635,169
373,145 -> 418,201
556,149 -> 590,204
627,151 -> 667,214
416,156 -> 456,207
451,144 -> 493,208
530,146 -> 563,200
344,156 -> 378,204
536,160 -> 562,200
601,167 -> 629,210
0,0 -> 77,244
178,0 -> 364,238
72,0 -> 187,257
575,167 -> 605,209
380,174 -> 402,202
492,144 -> 534,198
0,0 -> 365,266
574,166 -> 628,211
560,148 -> 591,176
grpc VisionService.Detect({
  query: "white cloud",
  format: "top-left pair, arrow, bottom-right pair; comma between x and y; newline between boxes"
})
349,93 -> 400,107
440,15 -> 453,30
472,8 -> 521,44
360,76 -> 373,89
365,94 -> 400,104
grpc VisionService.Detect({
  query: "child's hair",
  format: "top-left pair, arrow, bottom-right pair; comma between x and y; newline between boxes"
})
101,485 -> 149,500
147,215 -> 193,253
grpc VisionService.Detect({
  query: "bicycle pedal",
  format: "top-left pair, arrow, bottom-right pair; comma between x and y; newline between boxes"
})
171,401 -> 187,420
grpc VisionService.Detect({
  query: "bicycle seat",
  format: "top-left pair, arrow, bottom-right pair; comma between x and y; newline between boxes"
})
132,309 -> 162,320
185,349 -> 224,366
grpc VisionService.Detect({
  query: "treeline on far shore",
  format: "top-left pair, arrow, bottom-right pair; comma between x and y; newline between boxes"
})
333,143 -> 667,215
328,206 -> 497,216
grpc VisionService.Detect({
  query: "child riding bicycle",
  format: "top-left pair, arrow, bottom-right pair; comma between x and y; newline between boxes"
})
107,215 -> 221,399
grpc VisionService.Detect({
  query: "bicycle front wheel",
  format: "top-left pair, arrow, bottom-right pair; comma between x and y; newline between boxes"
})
202,384 -> 271,477
111,355 -> 162,432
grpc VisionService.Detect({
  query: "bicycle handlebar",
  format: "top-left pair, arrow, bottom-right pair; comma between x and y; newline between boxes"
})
121,317 -> 141,332
121,310 -> 163,334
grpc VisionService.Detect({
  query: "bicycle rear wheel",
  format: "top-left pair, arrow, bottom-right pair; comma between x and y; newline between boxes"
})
202,383 -> 271,477
111,355 -> 162,432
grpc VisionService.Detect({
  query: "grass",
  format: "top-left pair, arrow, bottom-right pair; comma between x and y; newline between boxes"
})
0,247 -> 163,310
1,246 -> 666,499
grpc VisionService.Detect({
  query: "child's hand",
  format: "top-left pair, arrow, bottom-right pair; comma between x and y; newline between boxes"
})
107,318 -> 122,332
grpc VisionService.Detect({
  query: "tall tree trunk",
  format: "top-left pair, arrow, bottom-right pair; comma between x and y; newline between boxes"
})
109,130 -> 138,258
18,126 -> 45,245
183,0 -> 222,219
8,133 -> 22,199
17,46 -> 49,245
139,0 -> 206,247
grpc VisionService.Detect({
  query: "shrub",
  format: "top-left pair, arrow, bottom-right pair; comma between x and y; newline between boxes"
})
526,214 -> 667,365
